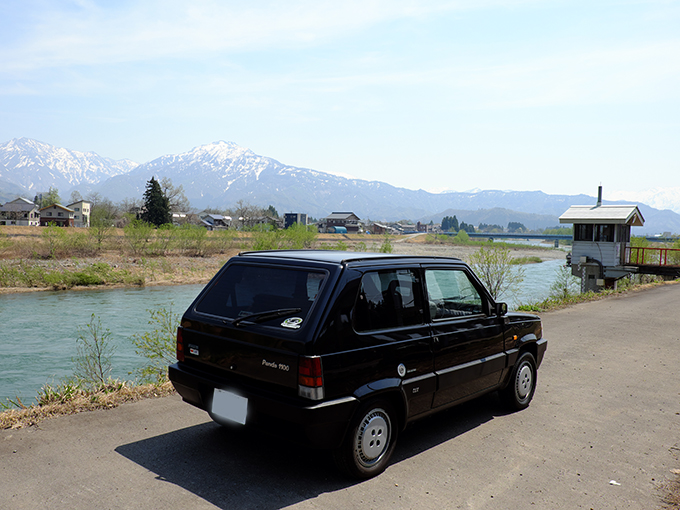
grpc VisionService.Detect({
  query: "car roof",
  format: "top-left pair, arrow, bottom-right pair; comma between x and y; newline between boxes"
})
237,250 -> 462,266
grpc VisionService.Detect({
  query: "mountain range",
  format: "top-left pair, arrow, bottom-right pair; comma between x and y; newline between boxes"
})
1,137 -> 679,235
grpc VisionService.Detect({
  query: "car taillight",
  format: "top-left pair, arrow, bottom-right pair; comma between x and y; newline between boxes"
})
176,327 -> 185,362
298,356 -> 324,400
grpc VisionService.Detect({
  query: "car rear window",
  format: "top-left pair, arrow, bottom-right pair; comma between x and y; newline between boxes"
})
353,269 -> 424,331
195,264 -> 327,324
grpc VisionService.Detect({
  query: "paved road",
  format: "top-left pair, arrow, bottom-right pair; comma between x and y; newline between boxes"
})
2,284 -> 679,510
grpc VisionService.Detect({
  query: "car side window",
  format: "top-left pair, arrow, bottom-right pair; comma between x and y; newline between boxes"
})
425,269 -> 483,320
354,269 -> 423,332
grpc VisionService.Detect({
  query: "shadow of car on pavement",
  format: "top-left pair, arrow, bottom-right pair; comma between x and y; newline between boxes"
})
115,393 -> 508,510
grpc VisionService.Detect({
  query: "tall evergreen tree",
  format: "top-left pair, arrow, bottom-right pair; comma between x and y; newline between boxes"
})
140,177 -> 171,227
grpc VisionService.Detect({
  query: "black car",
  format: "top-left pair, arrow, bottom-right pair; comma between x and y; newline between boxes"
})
169,250 -> 546,478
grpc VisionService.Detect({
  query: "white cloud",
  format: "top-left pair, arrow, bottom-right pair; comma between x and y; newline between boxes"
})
0,0 -> 480,71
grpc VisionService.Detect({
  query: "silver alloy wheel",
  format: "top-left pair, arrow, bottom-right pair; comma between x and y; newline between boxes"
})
354,408 -> 391,468
516,361 -> 534,400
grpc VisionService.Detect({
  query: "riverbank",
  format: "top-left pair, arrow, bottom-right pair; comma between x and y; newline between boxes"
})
0,233 -> 566,294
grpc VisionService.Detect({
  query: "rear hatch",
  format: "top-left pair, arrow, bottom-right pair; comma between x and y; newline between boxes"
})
180,260 -> 332,391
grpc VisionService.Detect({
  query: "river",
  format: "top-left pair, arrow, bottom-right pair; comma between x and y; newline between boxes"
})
0,259 -> 568,404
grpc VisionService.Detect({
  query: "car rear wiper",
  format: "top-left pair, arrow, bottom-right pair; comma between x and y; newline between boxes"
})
231,308 -> 302,327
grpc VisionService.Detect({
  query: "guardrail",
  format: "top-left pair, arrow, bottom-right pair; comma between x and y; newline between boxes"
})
625,246 -> 680,266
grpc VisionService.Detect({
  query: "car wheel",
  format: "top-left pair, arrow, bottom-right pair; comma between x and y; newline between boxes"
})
501,351 -> 537,411
334,400 -> 397,479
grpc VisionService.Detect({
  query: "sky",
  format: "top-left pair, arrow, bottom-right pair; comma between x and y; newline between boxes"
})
1,0 -> 679,203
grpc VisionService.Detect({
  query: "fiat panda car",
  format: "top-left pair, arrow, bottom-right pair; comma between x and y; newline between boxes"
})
169,250 -> 546,478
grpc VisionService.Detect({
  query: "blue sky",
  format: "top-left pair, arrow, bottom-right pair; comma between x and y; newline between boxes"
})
1,0 -> 679,201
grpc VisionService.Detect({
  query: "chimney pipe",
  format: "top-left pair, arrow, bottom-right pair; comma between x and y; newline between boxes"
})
597,185 -> 602,207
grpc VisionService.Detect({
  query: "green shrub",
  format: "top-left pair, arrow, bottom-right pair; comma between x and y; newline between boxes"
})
281,223 -> 317,249
73,314 -> 116,387
211,228 -> 239,253
124,220 -> 154,256
130,308 -> 180,383
41,224 -> 69,259
469,245 -> 525,300
378,235 -> 393,253
177,224 -> 207,256
548,264 -> 580,299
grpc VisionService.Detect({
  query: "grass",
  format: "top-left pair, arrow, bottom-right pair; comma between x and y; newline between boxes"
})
0,380 -> 175,430
510,255 -> 543,265
0,259 -> 144,290
517,277 -> 680,313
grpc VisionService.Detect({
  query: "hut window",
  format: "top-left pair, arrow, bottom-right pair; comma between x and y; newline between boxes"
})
595,224 -> 614,242
574,224 -> 593,242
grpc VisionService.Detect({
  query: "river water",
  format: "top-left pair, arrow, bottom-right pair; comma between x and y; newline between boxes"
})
0,258 -> 568,403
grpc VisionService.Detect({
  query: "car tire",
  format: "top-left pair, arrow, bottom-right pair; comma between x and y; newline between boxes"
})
501,351 -> 537,411
333,399 -> 397,479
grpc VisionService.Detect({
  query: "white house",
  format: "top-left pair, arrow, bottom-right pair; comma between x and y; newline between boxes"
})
0,197 -> 40,226
66,200 -> 91,228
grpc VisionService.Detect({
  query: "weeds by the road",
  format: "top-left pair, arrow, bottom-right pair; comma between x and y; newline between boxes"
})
0,380 -> 175,430
662,471 -> 680,509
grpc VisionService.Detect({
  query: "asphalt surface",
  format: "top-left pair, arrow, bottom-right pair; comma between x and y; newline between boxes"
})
2,284 -> 679,510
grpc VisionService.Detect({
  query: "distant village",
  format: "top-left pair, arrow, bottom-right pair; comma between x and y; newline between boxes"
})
0,196 -> 533,235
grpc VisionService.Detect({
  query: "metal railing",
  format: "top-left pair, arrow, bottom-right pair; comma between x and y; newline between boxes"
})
625,246 -> 680,267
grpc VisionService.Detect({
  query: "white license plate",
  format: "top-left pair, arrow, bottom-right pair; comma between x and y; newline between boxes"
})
211,388 -> 248,425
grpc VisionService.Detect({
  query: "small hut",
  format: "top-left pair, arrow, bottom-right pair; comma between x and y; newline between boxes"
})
559,187 -> 644,292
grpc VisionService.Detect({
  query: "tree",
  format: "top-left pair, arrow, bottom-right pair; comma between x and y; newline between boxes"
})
69,190 -> 83,204
140,177 -> 171,227
441,215 -> 459,232
468,245 -> 525,300
160,177 -> 191,213
85,191 -> 102,208
229,200 -> 262,229
89,207 -> 114,250
459,221 -> 475,233
479,223 -> 503,232
508,222 -> 527,233
35,187 -> 61,208
73,314 -> 115,387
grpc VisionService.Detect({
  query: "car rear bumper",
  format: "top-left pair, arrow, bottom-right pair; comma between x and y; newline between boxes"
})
169,363 -> 359,449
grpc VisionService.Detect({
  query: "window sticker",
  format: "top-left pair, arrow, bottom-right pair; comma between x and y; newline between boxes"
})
281,317 -> 303,329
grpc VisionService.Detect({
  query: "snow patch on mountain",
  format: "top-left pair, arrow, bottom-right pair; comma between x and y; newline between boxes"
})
608,188 -> 680,215
0,138 -> 137,192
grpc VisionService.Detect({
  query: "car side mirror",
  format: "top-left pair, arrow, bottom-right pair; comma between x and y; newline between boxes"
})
495,302 -> 508,316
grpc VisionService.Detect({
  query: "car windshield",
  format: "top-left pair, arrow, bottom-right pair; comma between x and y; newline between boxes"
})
195,264 -> 326,325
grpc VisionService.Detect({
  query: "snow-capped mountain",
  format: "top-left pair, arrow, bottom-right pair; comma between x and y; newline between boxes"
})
1,138 -> 679,234
0,138 -> 138,194
608,188 -> 680,216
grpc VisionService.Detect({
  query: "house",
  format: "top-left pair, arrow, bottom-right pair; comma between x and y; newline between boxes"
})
172,211 -> 188,225
66,200 -> 91,228
0,197 -> 41,226
284,213 -> 308,229
319,212 -> 361,234
200,213 -> 232,230
39,204 -> 75,227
